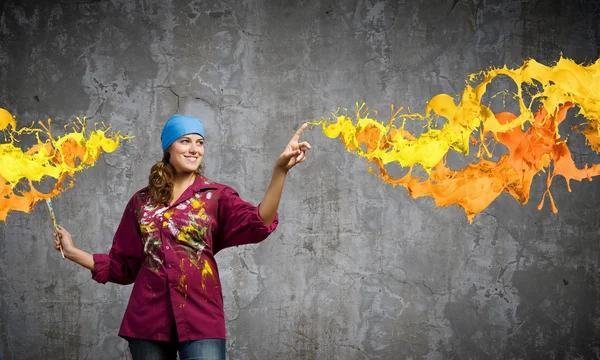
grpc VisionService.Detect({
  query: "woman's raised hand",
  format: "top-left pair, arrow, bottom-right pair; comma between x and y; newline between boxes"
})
275,123 -> 311,171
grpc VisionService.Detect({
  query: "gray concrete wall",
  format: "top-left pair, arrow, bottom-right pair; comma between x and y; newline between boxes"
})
1,0 -> 600,359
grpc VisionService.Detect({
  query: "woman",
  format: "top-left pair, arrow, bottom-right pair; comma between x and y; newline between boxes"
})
52,114 -> 311,360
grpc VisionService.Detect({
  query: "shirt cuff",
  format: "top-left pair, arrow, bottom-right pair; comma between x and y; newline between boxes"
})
256,203 -> 279,233
91,253 -> 110,284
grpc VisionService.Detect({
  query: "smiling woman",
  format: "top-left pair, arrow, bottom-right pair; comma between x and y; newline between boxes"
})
149,115 -> 207,207
160,115 -> 206,172
51,113 -> 311,360
169,135 -> 205,173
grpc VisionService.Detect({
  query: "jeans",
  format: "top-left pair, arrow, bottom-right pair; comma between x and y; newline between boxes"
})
127,338 -> 226,360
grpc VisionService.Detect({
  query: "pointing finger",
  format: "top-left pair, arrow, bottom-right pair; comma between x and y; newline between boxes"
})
290,123 -> 308,142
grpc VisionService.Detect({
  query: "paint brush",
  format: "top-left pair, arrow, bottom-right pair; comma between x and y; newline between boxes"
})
45,198 -> 64,259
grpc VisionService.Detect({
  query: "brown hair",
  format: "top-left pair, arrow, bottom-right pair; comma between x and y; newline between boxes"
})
149,152 -> 175,205
148,151 -> 203,205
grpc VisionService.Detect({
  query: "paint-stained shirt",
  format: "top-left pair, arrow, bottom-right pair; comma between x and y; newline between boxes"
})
90,174 -> 278,341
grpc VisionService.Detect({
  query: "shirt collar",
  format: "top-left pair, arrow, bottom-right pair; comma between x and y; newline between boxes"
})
165,174 -> 219,209
190,173 -> 219,192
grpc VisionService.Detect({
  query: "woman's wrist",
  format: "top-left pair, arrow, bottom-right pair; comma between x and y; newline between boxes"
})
65,247 -> 95,270
272,165 -> 289,177
64,247 -> 81,261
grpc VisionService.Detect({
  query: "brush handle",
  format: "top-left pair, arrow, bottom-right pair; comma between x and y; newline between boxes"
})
45,199 -> 65,259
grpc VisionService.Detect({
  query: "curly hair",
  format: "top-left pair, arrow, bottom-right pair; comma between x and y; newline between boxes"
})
148,151 -> 203,205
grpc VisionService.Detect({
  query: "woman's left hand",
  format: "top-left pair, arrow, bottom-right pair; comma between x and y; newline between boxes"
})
275,123 -> 311,171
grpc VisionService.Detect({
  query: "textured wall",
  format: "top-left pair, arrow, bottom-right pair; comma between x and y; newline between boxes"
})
2,0 -> 600,359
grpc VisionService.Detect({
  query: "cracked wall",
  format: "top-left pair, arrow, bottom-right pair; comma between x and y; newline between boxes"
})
1,0 -> 600,359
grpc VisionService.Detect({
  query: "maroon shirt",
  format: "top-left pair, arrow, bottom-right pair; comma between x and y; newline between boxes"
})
91,174 -> 278,341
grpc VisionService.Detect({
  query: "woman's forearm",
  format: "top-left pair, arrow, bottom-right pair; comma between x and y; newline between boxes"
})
258,167 -> 288,226
65,248 -> 95,271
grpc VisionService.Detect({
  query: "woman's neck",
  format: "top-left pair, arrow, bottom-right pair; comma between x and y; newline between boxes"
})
172,172 -> 196,189
168,172 -> 197,205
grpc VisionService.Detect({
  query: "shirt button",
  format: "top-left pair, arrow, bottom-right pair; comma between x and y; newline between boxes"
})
168,265 -> 173,269
166,246 -> 170,250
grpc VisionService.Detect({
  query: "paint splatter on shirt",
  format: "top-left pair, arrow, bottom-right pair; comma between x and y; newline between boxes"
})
91,174 -> 278,341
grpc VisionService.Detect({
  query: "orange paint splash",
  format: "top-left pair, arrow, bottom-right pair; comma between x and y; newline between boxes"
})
314,56 -> 600,222
0,109 -> 132,221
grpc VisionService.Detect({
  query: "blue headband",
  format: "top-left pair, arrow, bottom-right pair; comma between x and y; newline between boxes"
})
161,114 -> 205,151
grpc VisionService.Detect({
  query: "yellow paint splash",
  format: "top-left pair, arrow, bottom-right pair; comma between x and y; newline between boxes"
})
177,224 -> 197,244
201,259 -> 214,290
191,199 -> 201,209
176,256 -> 214,307
0,109 -> 132,221
313,56 -> 600,222
0,108 -> 16,131
140,222 -> 158,235
178,258 -> 189,308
